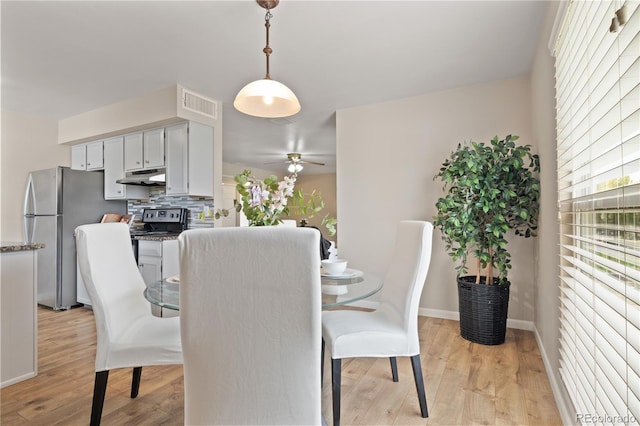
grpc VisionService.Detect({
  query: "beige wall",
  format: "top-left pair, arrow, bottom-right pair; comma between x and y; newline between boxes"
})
1,110 -> 70,241
336,76 -> 537,323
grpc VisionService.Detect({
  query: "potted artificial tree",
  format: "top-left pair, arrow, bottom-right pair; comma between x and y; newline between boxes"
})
433,135 -> 540,345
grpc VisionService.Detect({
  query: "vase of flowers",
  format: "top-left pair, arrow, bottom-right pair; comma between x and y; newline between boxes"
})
234,169 -> 336,236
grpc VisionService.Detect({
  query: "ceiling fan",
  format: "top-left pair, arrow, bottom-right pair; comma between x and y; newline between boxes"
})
266,153 -> 325,173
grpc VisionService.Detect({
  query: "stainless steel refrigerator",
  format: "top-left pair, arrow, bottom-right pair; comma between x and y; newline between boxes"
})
23,166 -> 127,310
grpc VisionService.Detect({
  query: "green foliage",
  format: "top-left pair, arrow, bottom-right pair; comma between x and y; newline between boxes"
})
433,135 -> 541,284
288,189 -> 337,237
234,169 -> 336,236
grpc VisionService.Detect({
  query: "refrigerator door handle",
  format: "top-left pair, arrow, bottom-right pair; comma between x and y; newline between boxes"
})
24,216 -> 35,244
24,174 -> 36,216
24,175 -> 36,242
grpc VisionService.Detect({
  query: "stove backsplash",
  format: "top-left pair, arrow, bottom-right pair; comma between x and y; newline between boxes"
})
127,188 -> 215,229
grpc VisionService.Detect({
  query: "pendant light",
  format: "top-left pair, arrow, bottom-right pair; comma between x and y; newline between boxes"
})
234,0 -> 301,118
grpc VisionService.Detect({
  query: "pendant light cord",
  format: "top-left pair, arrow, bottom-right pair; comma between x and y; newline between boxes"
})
263,9 -> 273,80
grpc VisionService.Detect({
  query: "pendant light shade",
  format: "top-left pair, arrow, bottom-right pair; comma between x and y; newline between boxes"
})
234,78 -> 300,118
234,0 -> 300,118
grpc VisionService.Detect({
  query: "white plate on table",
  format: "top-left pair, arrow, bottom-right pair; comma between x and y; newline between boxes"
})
166,275 -> 180,284
320,268 -> 362,279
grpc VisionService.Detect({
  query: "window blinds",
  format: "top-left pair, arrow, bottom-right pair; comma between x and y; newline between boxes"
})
555,0 -> 640,424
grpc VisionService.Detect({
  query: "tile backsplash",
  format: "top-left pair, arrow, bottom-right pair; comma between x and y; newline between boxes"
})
127,188 -> 215,229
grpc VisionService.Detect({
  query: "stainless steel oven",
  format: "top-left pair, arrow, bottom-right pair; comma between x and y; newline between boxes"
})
129,208 -> 188,262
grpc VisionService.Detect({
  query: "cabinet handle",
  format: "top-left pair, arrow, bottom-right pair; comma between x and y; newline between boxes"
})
136,161 -> 141,165
117,190 -> 122,194
145,160 -> 150,163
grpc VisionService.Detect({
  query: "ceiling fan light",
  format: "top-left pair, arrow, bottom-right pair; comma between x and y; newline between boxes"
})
234,78 -> 301,118
288,163 -> 303,173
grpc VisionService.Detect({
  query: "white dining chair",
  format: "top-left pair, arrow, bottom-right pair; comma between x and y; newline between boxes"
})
75,223 -> 182,426
178,226 -> 323,425
321,220 -> 433,426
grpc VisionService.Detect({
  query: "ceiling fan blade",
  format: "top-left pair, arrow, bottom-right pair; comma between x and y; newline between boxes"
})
263,160 -> 289,165
300,160 -> 325,166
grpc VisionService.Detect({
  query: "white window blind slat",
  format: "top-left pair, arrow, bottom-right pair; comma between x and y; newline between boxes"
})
556,0 -> 640,422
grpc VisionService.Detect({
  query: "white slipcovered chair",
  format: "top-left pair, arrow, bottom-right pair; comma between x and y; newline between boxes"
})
321,221 -> 433,426
75,223 -> 182,426
178,226 -> 322,425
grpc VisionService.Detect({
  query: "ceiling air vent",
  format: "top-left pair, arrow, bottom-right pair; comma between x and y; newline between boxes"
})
182,88 -> 217,119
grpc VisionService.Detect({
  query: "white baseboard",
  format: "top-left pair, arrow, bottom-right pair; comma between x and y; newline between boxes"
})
506,318 -> 534,331
417,307 -> 534,331
1,371 -> 36,389
533,326 -> 575,426
419,307 -> 459,321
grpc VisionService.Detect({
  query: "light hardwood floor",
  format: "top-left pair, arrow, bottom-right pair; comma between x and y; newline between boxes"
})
1,306 -> 561,425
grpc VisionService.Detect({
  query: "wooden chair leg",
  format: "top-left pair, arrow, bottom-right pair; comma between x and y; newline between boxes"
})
321,339 -> 325,388
131,367 -> 142,398
331,358 -> 342,426
410,355 -> 428,418
389,357 -> 398,382
90,370 -> 109,426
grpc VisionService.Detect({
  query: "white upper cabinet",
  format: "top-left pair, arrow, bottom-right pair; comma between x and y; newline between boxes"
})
124,133 -> 144,171
124,129 -> 164,171
71,141 -> 103,170
165,121 -> 214,197
103,136 -> 147,200
143,128 -> 165,169
165,122 -> 189,195
104,137 -> 124,199
85,141 -> 104,170
71,145 -> 86,170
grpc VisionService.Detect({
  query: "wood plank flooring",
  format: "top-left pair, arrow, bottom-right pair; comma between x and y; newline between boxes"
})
1,306 -> 561,425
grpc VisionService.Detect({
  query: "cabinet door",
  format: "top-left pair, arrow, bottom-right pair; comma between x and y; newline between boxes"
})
165,123 -> 188,195
161,239 -> 179,278
105,137 -> 148,200
124,133 -> 143,171
138,255 -> 162,286
187,122 -> 214,197
1,250 -> 37,385
71,145 -> 86,170
85,141 -> 104,170
143,128 -> 165,168
103,137 -> 125,199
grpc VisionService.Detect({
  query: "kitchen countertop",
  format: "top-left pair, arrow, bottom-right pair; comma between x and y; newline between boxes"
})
1,242 -> 45,253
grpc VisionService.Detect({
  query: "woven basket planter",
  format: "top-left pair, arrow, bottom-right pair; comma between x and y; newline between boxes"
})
457,276 -> 510,345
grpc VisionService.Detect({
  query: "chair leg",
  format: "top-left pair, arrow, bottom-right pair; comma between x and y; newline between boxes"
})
389,357 -> 398,382
321,339 -> 325,388
90,370 -> 109,426
331,358 -> 342,426
131,367 -> 143,398
410,355 -> 428,418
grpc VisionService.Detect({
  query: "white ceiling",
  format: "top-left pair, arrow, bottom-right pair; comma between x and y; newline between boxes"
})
1,0 -> 547,175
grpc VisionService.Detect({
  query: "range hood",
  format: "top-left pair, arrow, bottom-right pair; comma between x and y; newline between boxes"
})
116,169 -> 166,186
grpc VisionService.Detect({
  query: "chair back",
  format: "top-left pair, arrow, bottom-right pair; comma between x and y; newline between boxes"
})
75,223 -> 150,369
378,221 -> 433,350
179,226 -> 322,425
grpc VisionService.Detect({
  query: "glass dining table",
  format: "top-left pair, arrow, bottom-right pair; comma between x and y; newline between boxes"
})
143,269 -> 383,310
